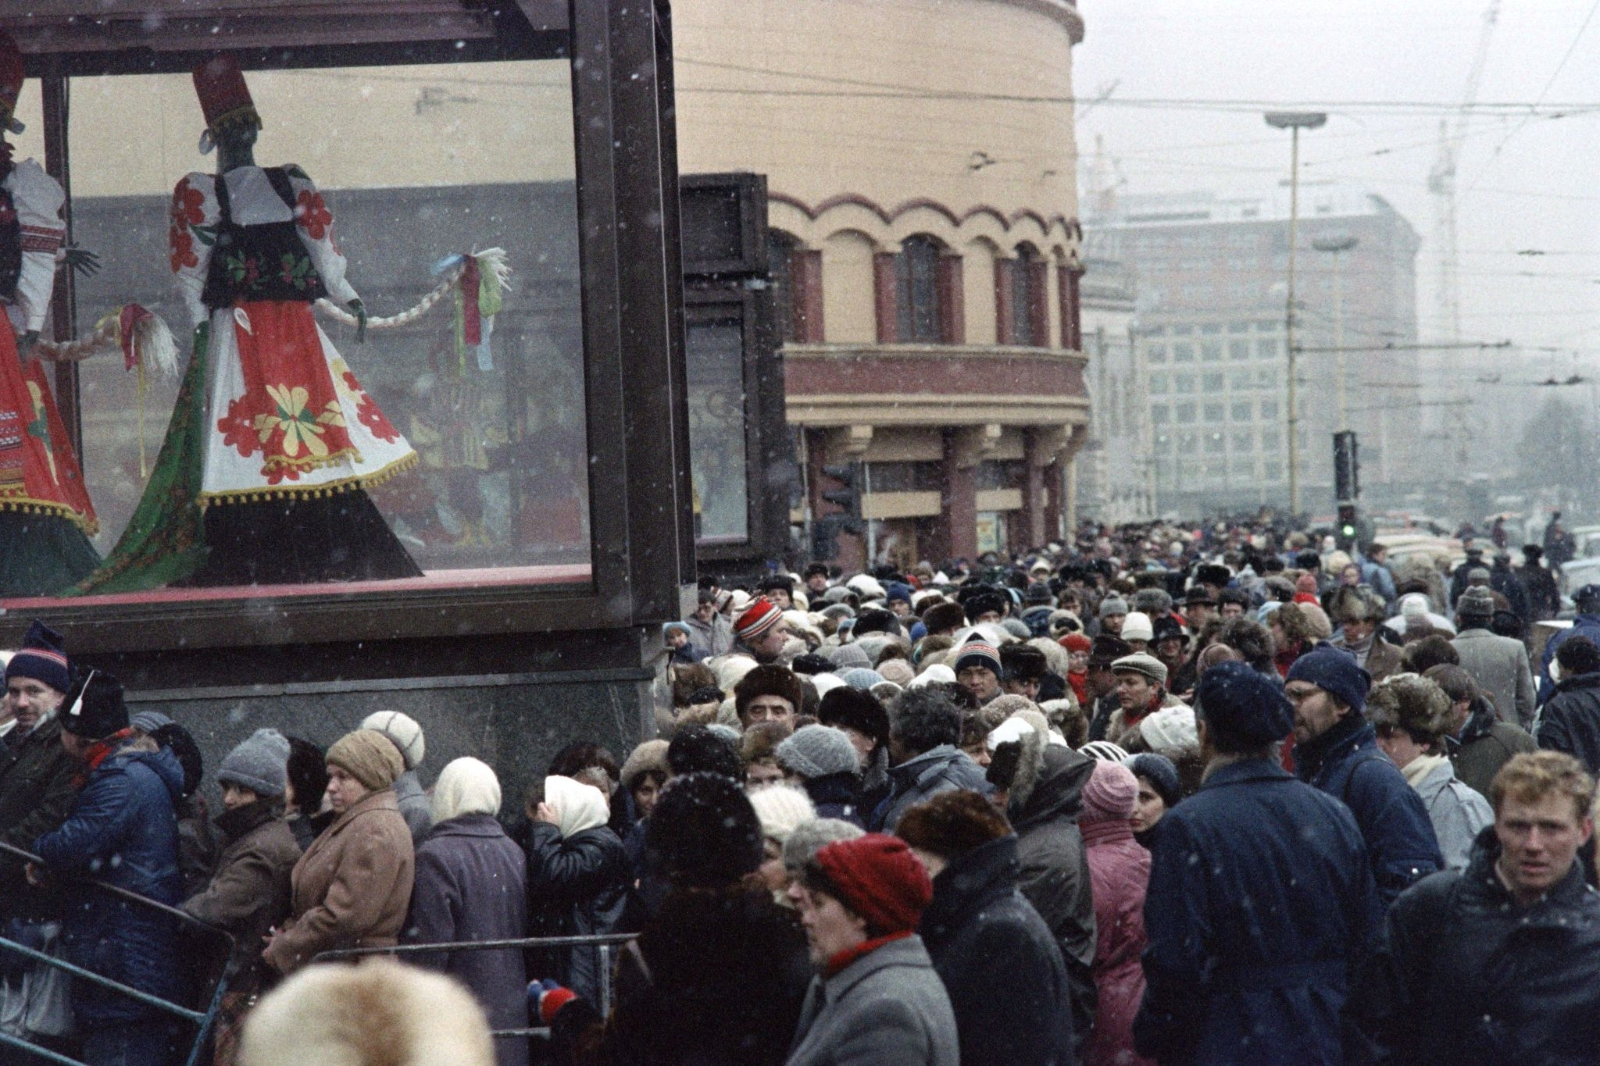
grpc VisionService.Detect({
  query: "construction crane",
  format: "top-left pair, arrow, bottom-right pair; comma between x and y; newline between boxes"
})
1429,0 -> 1500,346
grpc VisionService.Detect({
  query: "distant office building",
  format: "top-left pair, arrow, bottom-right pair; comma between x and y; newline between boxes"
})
1092,186 -> 1421,516
1074,255 -> 1155,525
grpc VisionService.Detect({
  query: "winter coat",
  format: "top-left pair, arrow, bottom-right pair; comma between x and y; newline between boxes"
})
1132,759 -> 1379,1066
261,787 -> 415,974
1451,628 -> 1536,729
684,612 -> 735,658
918,836 -> 1075,1066
177,792 -> 222,899
1405,757 -> 1492,872
1520,561 -> 1561,622
1448,699 -> 1537,797
550,885 -> 812,1066
1007,741 -> 1098,1052
1538,612 -> 1600,702
1536,671 -> 1600,775
0,716 -> 79,917
1330,634 -> 1403,685
1293,716 -> 1443,907
180,800 -> 300,986
870,745 -> 990,832
523,821 -> 629,1004
1082,817 -> 1156,1066
393,769 -> 434,846
1349,827 -> 1600,1066
800,771 -> 864,828
33,739 -> 186,1026
1488,563 -> 1529,623
408,813 -> 529,1066
786,934 -> 959,1066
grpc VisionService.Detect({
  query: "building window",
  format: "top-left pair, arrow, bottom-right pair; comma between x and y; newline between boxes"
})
1228,340 -> 1250,360
1176,402 -> 1197,424
1149,372 -> 1168,395
1058,259 -> 1083,350
1202,373 -> 1225,393
1261,428 -> 1282,452
1201,342 -> 1222,362
1256,368 -> 1278,388
1231,401 -> 1252,422
1229,321 -> 1250,333
1231,429 -> 1253,452
1147,344 -> 1167,364
1265,461 -> 1284,482
1010,245 -> 1049,347
1260,400 -> 1279,421
1173,343 -> 1195,363
1230,457 -> 1254,478
1203,403 -> 1224,424
1151,404 -> 1169,424
1255,339 -> 1278,360
1174,374 -> 1196,395
1255,321 -> 1278,332
1201,323 -> 1222,335
895,235 -> 944,343
1173,325 -> 1194,336
769,230 -> 823,344
1177,431 -> 1199,454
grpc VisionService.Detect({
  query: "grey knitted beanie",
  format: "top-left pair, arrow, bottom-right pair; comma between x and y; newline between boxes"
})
216,728 -> 291,798
776,724 -> 861,780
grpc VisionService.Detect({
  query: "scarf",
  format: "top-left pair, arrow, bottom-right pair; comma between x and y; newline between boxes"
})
825,930 -> 912,978
1401,752 -> 1448,791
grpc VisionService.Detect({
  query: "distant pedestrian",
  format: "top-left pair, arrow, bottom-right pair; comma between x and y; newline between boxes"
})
1451,587 -> 1535,729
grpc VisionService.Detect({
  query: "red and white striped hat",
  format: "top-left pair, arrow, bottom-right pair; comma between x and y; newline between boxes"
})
733,597 -> 784,642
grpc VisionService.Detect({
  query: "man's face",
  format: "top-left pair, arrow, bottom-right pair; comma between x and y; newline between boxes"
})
1219,601 -> 1245,621
1156,638 -> 1186,665
1342,618 -> 1376,644
974,609 -> 1002,625
1184,604 -> 1214,630
749,624 -> 790,663
1286,681 -> 1347,745
1003,676 -> 1041,700
806,573 -> 828,593
839,726 -> 875,767
767,589 -> 793,611
746,760 -> 785,790
694,600 -> 715,623
889,600 -> 912,619
1495,791 -> 1592,904
1086,664 -> 1115,698
958,665 -> 1001,702
1102,613 -> 1125,636
1449,696 -> 1472,736
1115,672 -> 1156,712
8,678 -> 63,732
743,695 -> 795,727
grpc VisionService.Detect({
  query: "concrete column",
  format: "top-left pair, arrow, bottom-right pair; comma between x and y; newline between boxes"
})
943,430 -> 979,562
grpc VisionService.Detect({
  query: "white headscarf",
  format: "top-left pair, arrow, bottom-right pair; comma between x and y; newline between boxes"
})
544,775 -> 609,838
430,757 -> 502,823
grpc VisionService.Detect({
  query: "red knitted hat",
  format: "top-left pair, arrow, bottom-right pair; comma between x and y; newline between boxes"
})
0,32 -> 25,134
734,597 -> 784,642
1060,633 -> 1093,654
814,834 -> 931,936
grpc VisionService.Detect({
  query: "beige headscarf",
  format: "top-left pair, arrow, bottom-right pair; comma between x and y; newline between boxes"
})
544,775 -> 609,838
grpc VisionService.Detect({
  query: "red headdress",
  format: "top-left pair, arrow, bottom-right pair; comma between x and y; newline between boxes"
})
192,54 -> 260,153
0,31 -> 26,135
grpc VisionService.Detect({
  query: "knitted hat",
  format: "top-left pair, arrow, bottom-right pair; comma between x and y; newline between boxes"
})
430,757 -> 501,822
1061,633 -> 1093,655
921,602 -> 967,636
876,659 -> 915,687
812,834 -> 932,936
58,670 -> 127,739
748,784 -> 816,846
827,643 -> 874,671
953,636 -> 1002,677
734,665 -> 803,720
5,621 -> 70,696
647,771 -> 763,886
1138,705 -> 1198,752
1098,596 -> 1129,619
1080,759 -> 1139,825
1120,612 -> 1154,643
1457,585 -> 1495,622
1196,660 -> 1295,748
783,817 -> 866,873
326,729 -> 405,792
839,667 -> 885,691
360,711 -> 425,771
620,739 -> 670,790
130,710 -> 174,735
733,598 -> 785,643
1125,752 -> 1181,809
1110,652 -> 1167,686
1285,643 -> 1371,714
1088,634 -> 1133,668
777,725 -> 860,780
217,728 -> 291,798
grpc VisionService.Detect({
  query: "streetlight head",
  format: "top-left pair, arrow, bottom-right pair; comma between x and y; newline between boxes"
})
1312,235 -> 1359,253
1264,111 -> 1328,130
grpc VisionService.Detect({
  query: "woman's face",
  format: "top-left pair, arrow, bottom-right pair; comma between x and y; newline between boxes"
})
758,839 -> 787,895
1068,649 -> 1090,673
325,764 -> 370,814
632,774 -> 662,819
1130,777 -> 1167,835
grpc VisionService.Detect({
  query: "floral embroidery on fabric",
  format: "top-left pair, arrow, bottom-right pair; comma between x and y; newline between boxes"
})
295,190 -> 332,240
253,384 -> 344,460
169,178 -> 213,273
331,358 -> 401,444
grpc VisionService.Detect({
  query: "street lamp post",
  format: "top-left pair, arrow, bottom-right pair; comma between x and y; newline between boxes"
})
1312,234 -> 1359,432
1265,110 -> 1326,516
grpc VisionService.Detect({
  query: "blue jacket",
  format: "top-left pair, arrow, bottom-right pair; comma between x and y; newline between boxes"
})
1539,612 -> 1600,704
34,740 -> 185,1025
1133,759 -> 1378,1066
1294,717 -> 1443,907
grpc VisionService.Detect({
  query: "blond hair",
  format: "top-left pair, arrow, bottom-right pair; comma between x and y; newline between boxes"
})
1490,751 -> 1596,822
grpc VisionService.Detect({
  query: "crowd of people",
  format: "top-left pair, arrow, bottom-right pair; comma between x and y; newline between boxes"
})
1,514 -> 1600,1065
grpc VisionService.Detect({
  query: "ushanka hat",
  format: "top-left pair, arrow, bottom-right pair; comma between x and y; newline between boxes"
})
733,597 -> 784,643
193,53 -> 261,154
5,620 -> 71,695
0,32 -> 26,135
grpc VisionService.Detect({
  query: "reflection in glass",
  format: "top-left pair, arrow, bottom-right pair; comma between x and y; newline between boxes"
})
686,321 -> 748,543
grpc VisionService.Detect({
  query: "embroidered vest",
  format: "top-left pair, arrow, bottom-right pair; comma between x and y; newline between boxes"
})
201,167 -> 328,311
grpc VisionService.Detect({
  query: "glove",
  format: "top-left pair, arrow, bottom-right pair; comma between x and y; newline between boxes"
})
529,978 -> 577,1025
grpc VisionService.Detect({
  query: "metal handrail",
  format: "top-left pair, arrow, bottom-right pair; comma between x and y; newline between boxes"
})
0,842 -> 236,1066
314,933 -> 638,1039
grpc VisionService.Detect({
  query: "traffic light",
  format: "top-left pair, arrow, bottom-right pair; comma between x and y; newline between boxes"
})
821,463 -> 862,519
1333,431 -> 1359,504
1337,502 -> 1359,552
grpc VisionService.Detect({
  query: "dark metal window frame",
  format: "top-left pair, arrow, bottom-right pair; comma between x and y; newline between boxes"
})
1,0 -> 693,654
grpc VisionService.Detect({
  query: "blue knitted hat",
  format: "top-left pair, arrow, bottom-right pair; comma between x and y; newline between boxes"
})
1195,660 -> 1294,747
1285,643 -> 1371,714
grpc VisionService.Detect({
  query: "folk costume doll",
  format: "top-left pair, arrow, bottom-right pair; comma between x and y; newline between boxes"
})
88,55 -> 421,589
0,31 -> 102,595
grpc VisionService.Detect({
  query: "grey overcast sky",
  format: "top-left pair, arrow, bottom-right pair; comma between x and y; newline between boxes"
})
1073,0 -> 1600,359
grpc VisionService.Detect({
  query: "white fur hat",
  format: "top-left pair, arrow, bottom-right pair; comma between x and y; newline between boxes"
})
360,710 -> 424,770
238,959 -> 494,1066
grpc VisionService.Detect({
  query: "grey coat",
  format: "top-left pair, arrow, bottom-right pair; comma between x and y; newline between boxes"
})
870,745 -> 990,832
393,769 -> 434,846
786,934 -> 959,1066
1410,758 -> 1493,873
1451,628 -> 1536,729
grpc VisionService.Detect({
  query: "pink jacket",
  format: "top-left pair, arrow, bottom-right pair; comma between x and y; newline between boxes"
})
1083,818 -> 1157,1066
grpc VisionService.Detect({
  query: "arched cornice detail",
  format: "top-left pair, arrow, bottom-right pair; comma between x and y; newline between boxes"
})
769,192 -> 1080,250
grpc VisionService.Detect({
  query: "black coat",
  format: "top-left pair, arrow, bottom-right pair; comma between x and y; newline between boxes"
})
550,886 -> 812,1066
1350,827 -> 1600,1065
919,836 -> 1075,1066
0,717 -> 79,919
801,772 -> 864,828
524,822 -> 629,1004
1536,671 -> 1600,775
408,813 -> 529,1066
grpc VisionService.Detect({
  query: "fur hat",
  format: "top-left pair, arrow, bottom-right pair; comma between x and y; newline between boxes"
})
648,771 -> 762,886
217,728 -> 291,798
777,724 -> 860,780
811,835 -> 931,936
430,757 -> 501,823
1285,643 -> 1371,714
748,784 -> 815,846
1098,596 -> 1129,619
734,665 -> 803,720
1080,759 -> 1139,825
895,790 -> 1011,860
325,729 -> 405,792
907,663 -> 957,689
922,602 -> 968,636
360,711 -> 425,771
58,670 -> 127,740
1088,634 -> 1133,668
1196,661 -> 1294,749
237,958 -> 494,1066
876,659 -> 915,686
1367,672 -> 1453,744
620,739 -> 670,791
817,687 -> 890,749
1456,585 -> 1495,623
